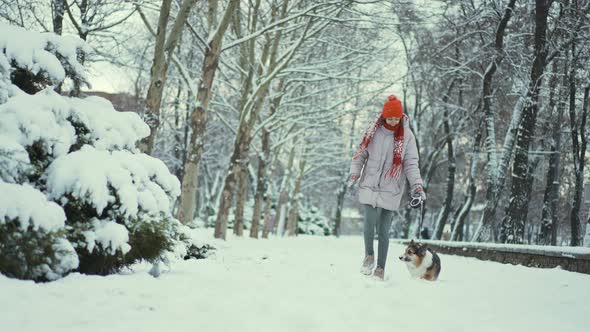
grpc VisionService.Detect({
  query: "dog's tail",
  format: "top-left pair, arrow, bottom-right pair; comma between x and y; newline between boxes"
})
428,248 -> 441,277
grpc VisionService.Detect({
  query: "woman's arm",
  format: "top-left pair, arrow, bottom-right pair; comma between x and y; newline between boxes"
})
349,149 -> 368,180
403,131 -> 424,189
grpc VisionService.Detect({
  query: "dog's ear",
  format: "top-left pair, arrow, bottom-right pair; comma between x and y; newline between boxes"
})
418,244 -> 427,255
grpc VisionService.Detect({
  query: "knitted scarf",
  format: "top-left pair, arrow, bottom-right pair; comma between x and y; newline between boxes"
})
352,113 -> 405,179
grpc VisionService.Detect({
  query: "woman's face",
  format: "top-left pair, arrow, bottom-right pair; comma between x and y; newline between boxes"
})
385,117 -> 401,126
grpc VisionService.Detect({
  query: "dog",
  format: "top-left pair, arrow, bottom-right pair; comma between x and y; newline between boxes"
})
399,240 -> 441,281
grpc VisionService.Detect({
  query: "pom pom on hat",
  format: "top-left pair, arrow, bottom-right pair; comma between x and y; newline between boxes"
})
382,94 -> 403,118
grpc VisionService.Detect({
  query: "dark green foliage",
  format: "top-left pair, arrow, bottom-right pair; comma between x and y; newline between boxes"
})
126,216 -> 175,264
10,64 -> 52,94
25,140 -> 52,185
184,244 -> 215,260
61,194 -> 101,224
67,116 -> 92,153
0,220 -> 72,281
61,195 -> 185,275
75,246 -> 126,276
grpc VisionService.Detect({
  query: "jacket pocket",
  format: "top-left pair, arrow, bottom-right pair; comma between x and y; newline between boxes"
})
379,176 -> 401,195
360,164 -> 379,187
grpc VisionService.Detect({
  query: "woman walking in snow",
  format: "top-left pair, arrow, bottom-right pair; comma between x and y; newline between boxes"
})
348,95 -> 425,280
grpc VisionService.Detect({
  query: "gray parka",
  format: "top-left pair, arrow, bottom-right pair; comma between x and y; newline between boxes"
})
350,115 -> 423,211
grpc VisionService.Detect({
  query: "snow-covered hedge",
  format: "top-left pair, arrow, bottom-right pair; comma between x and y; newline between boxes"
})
0,23 -> 190,280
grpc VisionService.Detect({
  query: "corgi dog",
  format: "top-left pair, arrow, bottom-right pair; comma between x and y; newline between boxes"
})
399,240 -> 441,281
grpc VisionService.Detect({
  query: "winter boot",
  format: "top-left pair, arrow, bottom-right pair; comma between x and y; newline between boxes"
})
373,267 -> 384,280
360,255 -> 375,275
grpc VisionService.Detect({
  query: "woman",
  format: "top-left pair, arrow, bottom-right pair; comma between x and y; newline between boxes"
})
348,95 -> 425,280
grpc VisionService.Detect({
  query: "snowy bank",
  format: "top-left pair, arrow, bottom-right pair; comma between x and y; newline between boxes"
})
392,239 -> 590,274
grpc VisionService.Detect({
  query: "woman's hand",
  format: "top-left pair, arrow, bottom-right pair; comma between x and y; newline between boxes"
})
347,174 -> 359,188
410,184 -> 426,208
346,174 -> 359,197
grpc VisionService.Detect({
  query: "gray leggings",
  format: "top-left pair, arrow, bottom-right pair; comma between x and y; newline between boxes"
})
363,205 -> 393,269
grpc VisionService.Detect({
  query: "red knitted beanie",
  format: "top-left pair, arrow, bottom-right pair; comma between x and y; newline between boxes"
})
382,95 -> 403,118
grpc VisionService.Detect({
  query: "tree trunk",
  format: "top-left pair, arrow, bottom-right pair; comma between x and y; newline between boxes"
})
173,83 -> 184,179
214,128 -> 249,239
585,198 -> 590,247
471,0 -> 518,241
251,78 -> 284,238
274,144 -> 296,236
472,83 -> 529,241
569,82 -> 589,246
139,0 -> 197,155
52,0 -> 66,93
333,178 -> 345,237
262,145 -> 284,239
204,168 -> 223,226
65,0 -> 89,96
261,192 -> 273,239
138,0 -> 172,154
334,111 -> 358,237
250,128 -> 270,238
451,126 -> 482,241
226,1 -> 260,238
501,0 -> 550,244
482,0 -> 518,185
214,84 -> 270,239
181,89 -> 192,181
433,83 -> 456,240
233,168 -> 248,236
177,0 -> 239,225
287,156 -> 305,236
539,60 -> 565,245
52,0 -> 66,35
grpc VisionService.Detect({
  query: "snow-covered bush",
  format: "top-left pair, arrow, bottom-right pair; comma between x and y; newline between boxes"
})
0,182 -> 78,281
297,204 -> 331,236
0,23 -> 189,280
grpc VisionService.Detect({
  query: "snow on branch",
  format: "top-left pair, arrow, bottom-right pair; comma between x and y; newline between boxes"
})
0,182 -> 66,232
0,22 -> 89,88
0,90 -> 150,156
221,1 -> 343,52
46,145 -> 181,217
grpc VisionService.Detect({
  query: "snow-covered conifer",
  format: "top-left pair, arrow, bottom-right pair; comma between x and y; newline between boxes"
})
0,23 -> 189,280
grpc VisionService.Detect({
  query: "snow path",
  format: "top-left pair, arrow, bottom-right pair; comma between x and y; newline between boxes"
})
2,231 -> 589,332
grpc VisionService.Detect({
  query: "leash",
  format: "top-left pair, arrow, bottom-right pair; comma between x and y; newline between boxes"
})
418,201 -> 424,239
410,195 -> 424,239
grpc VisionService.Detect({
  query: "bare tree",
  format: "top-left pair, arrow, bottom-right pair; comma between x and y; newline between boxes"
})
177,0 -> 239,225
539,58 -> 566,245
137,0 -> 198,155
500,0 -> 551,244
468,0 -> 517,242
213,1 -> 348,239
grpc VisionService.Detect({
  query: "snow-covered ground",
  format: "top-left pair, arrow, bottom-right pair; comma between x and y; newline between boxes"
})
2,230 -> 589,332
